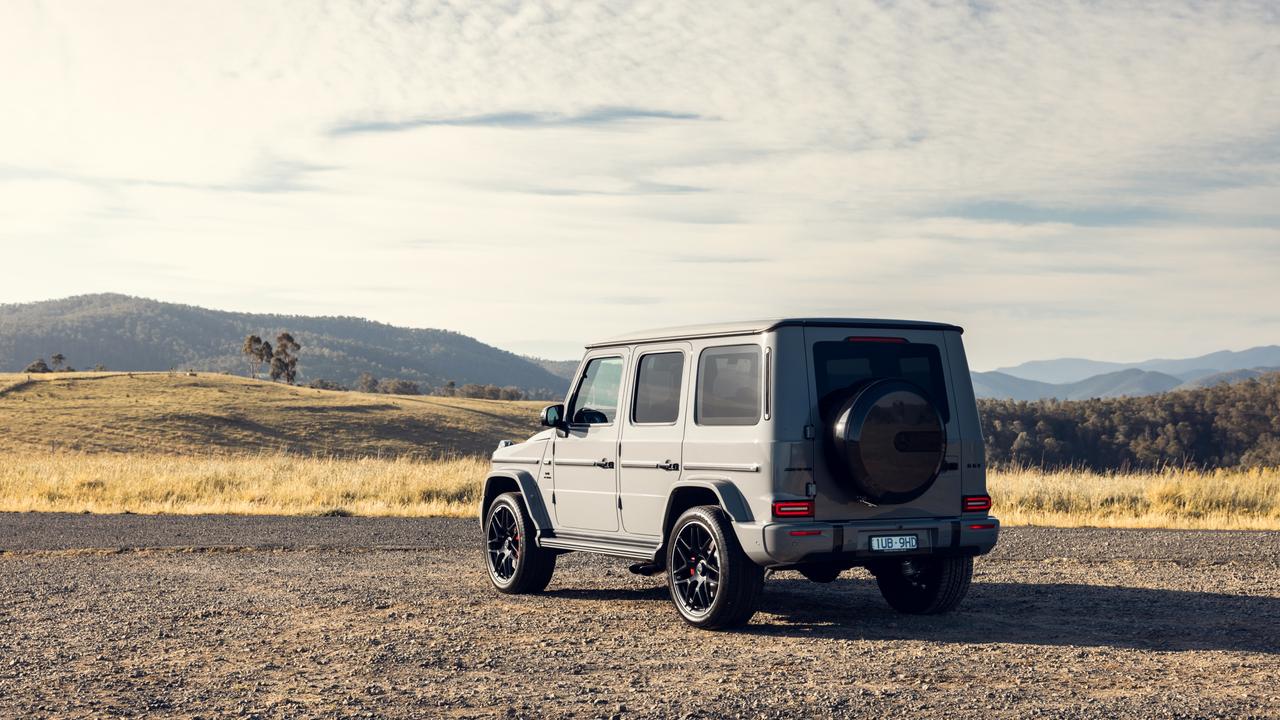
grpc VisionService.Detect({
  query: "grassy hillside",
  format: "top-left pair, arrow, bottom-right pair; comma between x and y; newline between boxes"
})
0,372 -> 543,458
0,294 -> 569,396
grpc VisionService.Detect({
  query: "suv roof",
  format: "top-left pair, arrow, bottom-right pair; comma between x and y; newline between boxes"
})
585,317 -> 964,349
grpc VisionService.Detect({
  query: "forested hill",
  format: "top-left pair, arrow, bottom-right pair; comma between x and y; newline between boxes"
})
0,294 -> 569,397
979,373 -> 1280,470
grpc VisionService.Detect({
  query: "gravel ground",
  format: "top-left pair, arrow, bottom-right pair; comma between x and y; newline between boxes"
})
1,515 -> 1278,719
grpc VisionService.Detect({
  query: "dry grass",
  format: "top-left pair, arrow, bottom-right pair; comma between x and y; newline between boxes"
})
988,466 -> 1280,530
0,452 -> 489,517
2,450 -> 1278,529
0,372 -> 542,458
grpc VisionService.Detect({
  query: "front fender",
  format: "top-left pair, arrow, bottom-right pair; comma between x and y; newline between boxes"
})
481,470 -> 553,532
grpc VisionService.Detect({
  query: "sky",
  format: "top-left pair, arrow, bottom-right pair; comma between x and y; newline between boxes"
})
1,1 -> 1278,370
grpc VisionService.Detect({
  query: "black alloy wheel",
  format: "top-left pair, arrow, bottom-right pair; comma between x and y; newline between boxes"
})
483,492 -> 556,594
670,520 -> 721,615
665,505 -> 763,629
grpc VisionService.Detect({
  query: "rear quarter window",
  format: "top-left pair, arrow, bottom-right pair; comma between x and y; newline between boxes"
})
696,345 -> 761,426
813,341 -> 950,422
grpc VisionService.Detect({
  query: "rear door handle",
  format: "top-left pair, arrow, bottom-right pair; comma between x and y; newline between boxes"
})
594,459 -> 615,469
658,461 -> 680,472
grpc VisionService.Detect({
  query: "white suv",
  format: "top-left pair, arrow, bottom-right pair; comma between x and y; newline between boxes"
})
481,318 -> 998,629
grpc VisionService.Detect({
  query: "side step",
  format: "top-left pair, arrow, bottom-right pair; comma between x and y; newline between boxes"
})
538,532 -> 660,561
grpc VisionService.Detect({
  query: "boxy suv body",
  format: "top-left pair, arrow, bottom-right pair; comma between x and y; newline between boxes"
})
481,318 -> 998,628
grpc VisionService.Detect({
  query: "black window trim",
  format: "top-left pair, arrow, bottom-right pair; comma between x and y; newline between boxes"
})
567,353 -> 625,428
694,343 -> 763,428
629,349 -> 686,427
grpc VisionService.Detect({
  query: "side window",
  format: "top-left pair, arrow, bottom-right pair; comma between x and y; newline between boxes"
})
568,356 -> 623,425
632,352 -> 685,424
696,345 -> 761,426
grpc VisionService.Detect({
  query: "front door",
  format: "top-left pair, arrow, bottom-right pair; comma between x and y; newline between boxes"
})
619,345 -> 690,537
552,352 -> 626,532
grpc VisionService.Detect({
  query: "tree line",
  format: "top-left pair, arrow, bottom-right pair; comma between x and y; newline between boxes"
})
978,373 -> 1280,470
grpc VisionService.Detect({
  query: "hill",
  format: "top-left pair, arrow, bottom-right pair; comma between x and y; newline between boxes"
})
972,368 -> 1183,401
994,345 -> 1280,384
0,294 -> 570,397
979,371 -> 1280,470
1176,366 -> 1280,390
0,372 -> 543,458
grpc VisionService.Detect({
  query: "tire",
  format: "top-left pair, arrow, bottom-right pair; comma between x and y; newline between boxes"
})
872,556 -> 973,614
484,492 -> 556,594
798,564 -> 843,584
665,505 -> 764,630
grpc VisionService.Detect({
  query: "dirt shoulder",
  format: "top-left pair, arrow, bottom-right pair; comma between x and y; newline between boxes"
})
1,518 -> 1277,718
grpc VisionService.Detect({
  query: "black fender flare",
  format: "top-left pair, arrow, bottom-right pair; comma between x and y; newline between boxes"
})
662,478 -> 755,526
480,470 -> 553,532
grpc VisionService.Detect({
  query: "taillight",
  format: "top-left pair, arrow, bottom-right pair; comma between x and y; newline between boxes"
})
772,500 -> 814,518
789,530 -> 823,537
968,523 -> 996,530
962,495 -> 992,512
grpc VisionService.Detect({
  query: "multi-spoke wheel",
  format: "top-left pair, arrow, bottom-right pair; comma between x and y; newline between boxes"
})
670,519 -> 722,613
665,505 -> 763,629
871,556 -> 972,614
483,492 -> 555,594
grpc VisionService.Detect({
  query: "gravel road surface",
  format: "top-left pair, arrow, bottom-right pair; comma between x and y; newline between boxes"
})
2,514 -> 1278,719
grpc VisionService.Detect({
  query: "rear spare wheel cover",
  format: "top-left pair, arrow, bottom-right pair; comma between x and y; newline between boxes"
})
829,379 -> 945,504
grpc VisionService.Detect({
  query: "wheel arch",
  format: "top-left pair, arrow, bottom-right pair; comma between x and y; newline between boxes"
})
480,470 -> 552,532
660,479 -> 754,543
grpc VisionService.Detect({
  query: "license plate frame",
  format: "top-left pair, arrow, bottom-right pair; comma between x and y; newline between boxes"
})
870,534 -> 919,552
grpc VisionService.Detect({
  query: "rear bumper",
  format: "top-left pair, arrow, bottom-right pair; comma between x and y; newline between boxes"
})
736,516 -> 1000,567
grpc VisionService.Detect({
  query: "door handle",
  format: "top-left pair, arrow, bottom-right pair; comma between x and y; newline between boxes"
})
594,459 -> 615,469
658,461 -> 680,472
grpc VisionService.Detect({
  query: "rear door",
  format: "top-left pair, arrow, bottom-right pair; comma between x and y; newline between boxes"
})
803,326 -> 964,521
618,343 -> 691,537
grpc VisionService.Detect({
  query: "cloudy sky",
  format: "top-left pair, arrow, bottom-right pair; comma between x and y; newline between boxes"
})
2,1 -> 1278,369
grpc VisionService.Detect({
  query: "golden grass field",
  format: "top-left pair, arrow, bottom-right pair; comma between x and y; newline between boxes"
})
0,371 -> 542,458
1,372 -> 1278,528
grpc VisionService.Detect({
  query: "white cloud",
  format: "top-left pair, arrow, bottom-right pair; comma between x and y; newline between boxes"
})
1,0 -> 1278,368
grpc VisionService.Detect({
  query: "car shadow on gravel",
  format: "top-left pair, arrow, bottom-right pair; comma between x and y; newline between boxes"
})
747,577 -> 1280,654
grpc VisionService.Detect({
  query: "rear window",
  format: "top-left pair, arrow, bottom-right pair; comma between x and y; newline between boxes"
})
696,345 -> 761,426
632,352 -> 684,424
813,340 -> 950,422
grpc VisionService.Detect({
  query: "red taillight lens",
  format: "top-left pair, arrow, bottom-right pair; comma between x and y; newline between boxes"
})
962,495 -> 992,512
789,530 -> 823,537
772,500 -> 814,518
844,336 -> 907,343
968,523 -> 996,530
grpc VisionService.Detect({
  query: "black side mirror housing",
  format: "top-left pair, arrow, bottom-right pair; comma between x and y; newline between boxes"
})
540,403 -> 566,429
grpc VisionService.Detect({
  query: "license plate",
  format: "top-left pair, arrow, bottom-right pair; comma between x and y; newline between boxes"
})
870,535 -> 918,552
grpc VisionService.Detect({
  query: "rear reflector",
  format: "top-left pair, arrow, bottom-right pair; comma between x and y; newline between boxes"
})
962,494 -> 993,512
968,523 -> 996,531
772,500 -> 815,518
789,530 -> 823,537
845,336 -> 907,343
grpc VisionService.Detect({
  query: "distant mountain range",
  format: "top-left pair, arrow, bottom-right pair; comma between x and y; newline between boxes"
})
976,345 -> 1280,401
0,294 -> 570,397
3,294 -> 1274,403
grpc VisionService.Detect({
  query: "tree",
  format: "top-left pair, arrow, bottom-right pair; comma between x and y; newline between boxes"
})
24,358 -> 51,373
242,335 -> 265,378
50,353 -> 66,371
308,378 -> 347,391
356,372 -> 379,393
271,332 -> 301,384
441,380 -> 457,397
378,378 -> 422,395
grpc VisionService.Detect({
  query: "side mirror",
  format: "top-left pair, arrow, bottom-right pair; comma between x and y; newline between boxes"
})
540,403 -> 566,429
